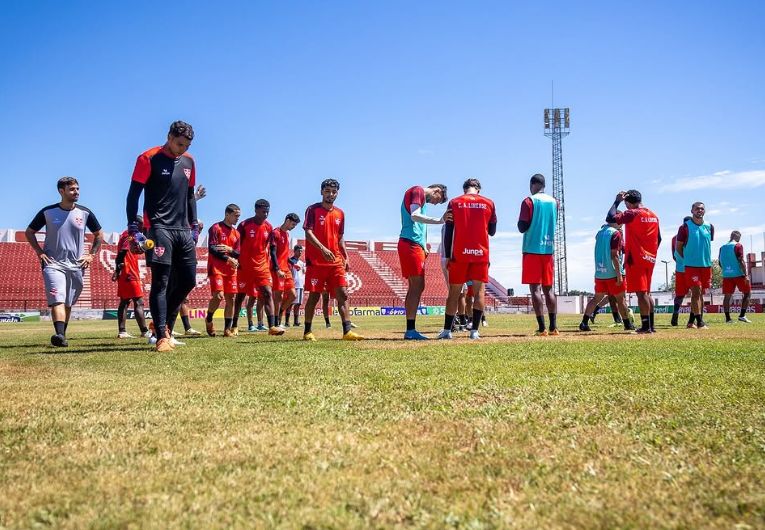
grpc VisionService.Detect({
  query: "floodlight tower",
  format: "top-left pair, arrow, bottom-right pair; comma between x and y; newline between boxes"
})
543,107 -> 570,295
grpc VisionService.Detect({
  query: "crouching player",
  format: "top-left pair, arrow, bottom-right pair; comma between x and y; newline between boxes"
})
205,204 -> 241,337
579,223 -> 635,332
113,215 -> 150,338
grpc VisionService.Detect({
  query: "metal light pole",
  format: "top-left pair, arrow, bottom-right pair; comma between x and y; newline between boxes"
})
661,260 -> 670,291
544,107 -> 570,295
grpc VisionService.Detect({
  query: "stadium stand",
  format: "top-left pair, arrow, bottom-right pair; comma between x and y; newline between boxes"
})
0,231 -> 510,311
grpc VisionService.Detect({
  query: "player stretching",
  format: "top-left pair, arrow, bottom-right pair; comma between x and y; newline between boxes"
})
606,190 -> 660,334
205,204 -> 241,337
437,178 -> 497,340
126,121 -> 199,352
720,230 -> 752,323
579,223 -> 635,332
113,214 -> 150,338
675,202 -> 713,329
270,213 -> 300,329
235,200 -> 284,336
302,179 -> 364,341
26,177 -> 103,347
670,217 -> 692,327
398,184 -> 448,340
518,174 -> 558,336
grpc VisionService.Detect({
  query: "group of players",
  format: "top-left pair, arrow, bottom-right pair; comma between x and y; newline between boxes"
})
25,120 -> 754,349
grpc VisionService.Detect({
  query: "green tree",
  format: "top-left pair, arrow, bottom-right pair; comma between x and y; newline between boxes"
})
711,259 -> 722,289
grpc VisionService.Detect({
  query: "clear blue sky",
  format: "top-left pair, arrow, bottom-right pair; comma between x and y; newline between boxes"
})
1,0 -> 764,291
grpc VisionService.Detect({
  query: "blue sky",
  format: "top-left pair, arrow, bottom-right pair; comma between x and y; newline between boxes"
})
1,1 -> 764,291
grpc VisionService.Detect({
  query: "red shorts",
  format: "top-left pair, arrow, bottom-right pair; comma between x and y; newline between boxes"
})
675,271 -> 689,297
626,264 -> 654,293
722,276 -> 750,295
397,239 -> 426,278
272,271 -> 295,292
522,253 -> 554,286
685,266 -> 712,292
209,274 -> 238,294
447,261 -> 489,284
466,284 -> 475,297
594,277 -> 626,296
237,269 -> 272,297
118,278 -> 143,300
306,265 -> 347,292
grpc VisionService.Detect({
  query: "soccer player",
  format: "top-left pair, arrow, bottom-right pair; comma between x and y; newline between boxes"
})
398,184 -> 448,340
235,200 -> 284,335
675,202 -> 713,329
439,225 -> 468,331
113,214 -> 150,339
719,230 -> 752,323
126,120 -> 199,352
302,179 -> 364,341
205,204 -> 241,337
270,213 -> 300,329
670,217 -> 693,327
579,223 -> 635,332
606,190 -> 661,334
437,178 -> 497,340
26,177 -> 103,347
286,245 -> 305,327
518,174 -> 558,336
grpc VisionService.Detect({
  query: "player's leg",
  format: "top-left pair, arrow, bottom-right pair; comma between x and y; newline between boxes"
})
272,288 -> 283,327
542,285 -> 558,334
607,295 -> 623,325
149,262 -> 172,344
404,275 -> 426,338
723,292 -> 733,323
233,292 -> 247,331
580,292 -> 607,331
529,284 -> 546,333
690,284 -> 704,328
117,298 -> 131,337
280,288 -> 296,328
303,292 -> 321,340
322,291 -> 331,328
334,286 -> 352,336
438,283 -> 464,339
464,286 -> 474,328
206,290 -> 223,336
613,291 -> 635,331
256,296 -> 265,330
469,280 -> 486,337
133,297 -> 149,335
166,233 -> 197,340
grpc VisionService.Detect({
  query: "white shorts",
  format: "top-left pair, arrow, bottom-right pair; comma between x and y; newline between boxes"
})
294,288 -> 304,305
42,264 -> 83,306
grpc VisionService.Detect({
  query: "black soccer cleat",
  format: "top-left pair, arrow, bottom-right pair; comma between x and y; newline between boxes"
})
50,334 -> 69,347
670,313 -> 679,327
578,322 -> 592,332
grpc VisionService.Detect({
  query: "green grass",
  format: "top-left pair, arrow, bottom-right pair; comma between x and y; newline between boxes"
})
1,314 -> 764,529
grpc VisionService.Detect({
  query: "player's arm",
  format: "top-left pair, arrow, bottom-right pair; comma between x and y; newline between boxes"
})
78,211 -> 103,269
112,249 -> 127,281
517,198 -> 532,233
488,203 -> 497,237
25,209 -> 52,265
610,248 -> 623,284
269,235 -> 280,273
443,205 -> 455,259
735,243 -> 748,278
338,235 -> 350,271
410,206 -> 444,224
606,192 -> 631,224
675,225 -> 687,258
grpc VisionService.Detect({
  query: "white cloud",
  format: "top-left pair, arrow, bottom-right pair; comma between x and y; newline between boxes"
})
660,169 -> 765,193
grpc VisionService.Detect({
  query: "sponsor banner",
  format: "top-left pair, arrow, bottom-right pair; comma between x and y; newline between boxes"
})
103,309 -> 153,320
0,311 -> 41,322
605,304 -> 763,314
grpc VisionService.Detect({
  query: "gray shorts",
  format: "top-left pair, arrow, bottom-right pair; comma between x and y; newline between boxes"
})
42,264 -> 83,306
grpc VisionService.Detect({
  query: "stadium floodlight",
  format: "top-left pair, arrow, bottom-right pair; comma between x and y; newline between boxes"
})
544,107 -> 571,295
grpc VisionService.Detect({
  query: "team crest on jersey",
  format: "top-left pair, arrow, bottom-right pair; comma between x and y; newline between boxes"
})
73,216 -> 83,227
319,215 -> 325,226
335,218 -> 341,225
154,246 -> 165,257
184,168 -> 192,179
311,278 -> 319,286
49,287 -> 58,295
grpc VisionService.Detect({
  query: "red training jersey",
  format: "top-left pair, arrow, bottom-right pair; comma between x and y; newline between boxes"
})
447,193 -> 497,263
118,230 -> 141,281
269,227 -> 291,272
208,221 -> 240,276
303,203 -> 345,267
612,207 -> 660,267
237,217 -> 273,275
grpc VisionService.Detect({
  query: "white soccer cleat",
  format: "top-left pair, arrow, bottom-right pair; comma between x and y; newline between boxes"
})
436,329 -> 453,340
170,337 -> 186,346
147,335 -> 158,345
143,330 -> 153,338
185,328 -> 201,336
171,330 -> 179,337
469,330 -> 481,340
117,331 -> 134,339
738,316 -> 752,323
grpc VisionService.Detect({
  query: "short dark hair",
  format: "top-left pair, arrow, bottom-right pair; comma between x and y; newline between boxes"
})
57,176 -> 78,190
692,201 -> 705,209
255,199 -> 270,210
285,213 -> 300,223
225,204 -> 240,214
429,184 -> 448,203
294,244 -> 303,251
169,120 -> 194,141
683,216 -> 692,222
321,178 -> 340,191
625,189 -> 642,204
530,174 -> 545,187
463,178 -> 481,192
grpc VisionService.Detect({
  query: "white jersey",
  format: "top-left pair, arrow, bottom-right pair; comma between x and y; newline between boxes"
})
290,257 -> 305,289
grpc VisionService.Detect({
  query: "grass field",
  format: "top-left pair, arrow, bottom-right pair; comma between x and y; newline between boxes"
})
1,313 -> 764,529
